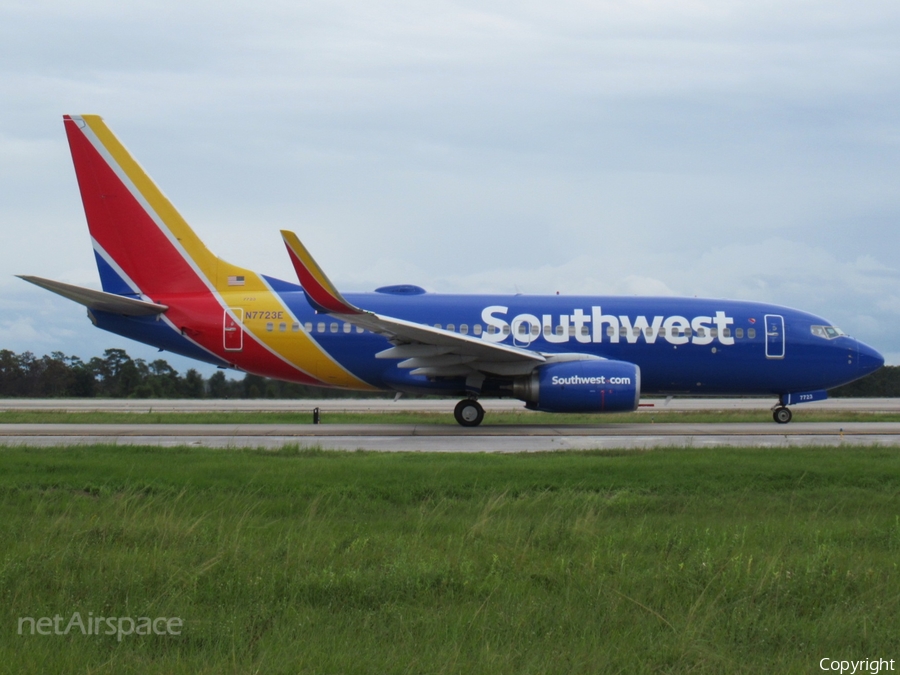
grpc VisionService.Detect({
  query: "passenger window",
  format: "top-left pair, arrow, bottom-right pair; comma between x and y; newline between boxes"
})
532,325 -> 539,336
607,327 -> 615,337
582,326 -> 590,336
659,328 -> 667,337
292,323 -> 300,332
317,322 -> 325,333
460,324 -> 469,335
343,323 -> 351,333
710,328 -> 718,338
684,327 -> 692,337
474,324 -> 483,335
556,325 -> 564,336
518,324 -> 528,335
330,323 -> 338,333
447,324 -> 455,332
266,322 -> 273,332
748,328 -> 756,339
722,328 -> 730,338
502,325 -> 510,335
435,324 -> 442,330
736,328 -> 744,339
356,326 -> 364,333
279,322 -> 286,332
304,322 -> 312,332
568,326 -> 576,336
486,325 -> 495,334
619,327 -> 627,336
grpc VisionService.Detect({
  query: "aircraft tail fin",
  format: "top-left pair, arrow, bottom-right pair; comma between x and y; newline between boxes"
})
63,114 -> 250,298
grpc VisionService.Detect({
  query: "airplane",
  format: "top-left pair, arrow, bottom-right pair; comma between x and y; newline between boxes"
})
19,115 -> 885,426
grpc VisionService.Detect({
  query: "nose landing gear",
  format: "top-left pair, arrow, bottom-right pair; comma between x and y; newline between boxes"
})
772,406 -> 792,424
454,399 -> 485,427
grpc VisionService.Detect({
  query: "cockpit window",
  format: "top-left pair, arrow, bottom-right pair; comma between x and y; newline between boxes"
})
810,325 -> 846,340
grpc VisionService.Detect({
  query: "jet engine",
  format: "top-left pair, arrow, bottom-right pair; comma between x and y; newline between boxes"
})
512,360 -> 641,413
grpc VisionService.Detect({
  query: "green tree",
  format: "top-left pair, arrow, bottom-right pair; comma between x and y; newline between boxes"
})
146,359 -> 182,398
207,371 -> 229,398
36,352 -> 74,397
182,369 -> 205,398
0,349 -> 21,396
68,360 -> 96,397
830,366 -> 900,397
89,349 -> 144,397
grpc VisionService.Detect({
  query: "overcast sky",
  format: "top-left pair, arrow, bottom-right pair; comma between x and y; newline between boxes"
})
2,0 -> 899,376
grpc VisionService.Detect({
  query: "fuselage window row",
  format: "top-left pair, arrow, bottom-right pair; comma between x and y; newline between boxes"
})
288,320 -> 758,340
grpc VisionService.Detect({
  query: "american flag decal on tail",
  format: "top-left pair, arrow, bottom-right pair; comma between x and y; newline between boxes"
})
228,275 -> 245,286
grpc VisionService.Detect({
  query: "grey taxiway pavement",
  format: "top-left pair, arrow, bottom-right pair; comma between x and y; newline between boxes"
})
1,398 -> 898,451
2,421 -> 899,451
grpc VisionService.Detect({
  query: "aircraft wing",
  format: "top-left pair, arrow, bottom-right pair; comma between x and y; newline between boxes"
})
280,231 -> 597,379
17,275 -> 168,316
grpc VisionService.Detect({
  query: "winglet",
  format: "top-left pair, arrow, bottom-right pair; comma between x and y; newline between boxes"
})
280,231 -> 361,315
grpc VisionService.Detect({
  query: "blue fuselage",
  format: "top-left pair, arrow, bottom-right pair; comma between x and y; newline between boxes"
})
95,279 -> 884,399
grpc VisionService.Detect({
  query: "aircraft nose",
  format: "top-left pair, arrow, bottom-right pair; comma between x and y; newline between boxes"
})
856,340 -> 884,376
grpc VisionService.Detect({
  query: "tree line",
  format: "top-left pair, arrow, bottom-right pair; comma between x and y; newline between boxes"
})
0,349 -> 388,399
0,348 -> 897,398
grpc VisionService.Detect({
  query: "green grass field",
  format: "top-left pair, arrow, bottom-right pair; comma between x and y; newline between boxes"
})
2,445 -> 899,673
2,408 -> 900,425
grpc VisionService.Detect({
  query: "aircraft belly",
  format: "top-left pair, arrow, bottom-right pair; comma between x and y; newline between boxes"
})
91,312 -> 230,368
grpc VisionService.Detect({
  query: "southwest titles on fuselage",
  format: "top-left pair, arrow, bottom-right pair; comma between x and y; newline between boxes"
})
481,306 -> 735,346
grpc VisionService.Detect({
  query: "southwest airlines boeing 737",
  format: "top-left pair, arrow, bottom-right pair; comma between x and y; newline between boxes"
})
19,115 -> 885,426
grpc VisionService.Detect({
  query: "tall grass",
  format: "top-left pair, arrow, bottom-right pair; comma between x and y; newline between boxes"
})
1,445 -> 898,673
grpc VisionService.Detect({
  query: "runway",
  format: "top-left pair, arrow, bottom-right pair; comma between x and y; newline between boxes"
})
2,398 -> 898,451
2,422 -> 900,451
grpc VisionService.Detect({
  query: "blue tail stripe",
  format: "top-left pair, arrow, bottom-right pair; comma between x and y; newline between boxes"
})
94,251 -> 139,296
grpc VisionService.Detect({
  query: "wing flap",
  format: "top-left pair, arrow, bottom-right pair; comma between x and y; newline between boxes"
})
363,313 -> 546,363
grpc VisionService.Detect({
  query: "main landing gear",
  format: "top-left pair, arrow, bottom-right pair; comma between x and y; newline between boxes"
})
773,406 -> 793,424
454,399 -> 485,427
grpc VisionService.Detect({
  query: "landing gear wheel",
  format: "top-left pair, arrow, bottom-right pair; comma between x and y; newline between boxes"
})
773,406 -> 792,424
454,399 -> 485,427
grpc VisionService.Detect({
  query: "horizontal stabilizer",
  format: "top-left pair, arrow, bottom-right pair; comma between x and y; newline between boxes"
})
17,276 -> 168,316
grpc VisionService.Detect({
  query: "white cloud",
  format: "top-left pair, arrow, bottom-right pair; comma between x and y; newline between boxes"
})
1,0 -> 898,368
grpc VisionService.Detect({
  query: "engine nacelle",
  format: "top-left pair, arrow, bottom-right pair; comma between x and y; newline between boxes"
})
513,360 -> 641,413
